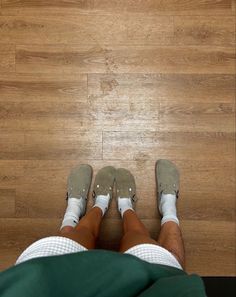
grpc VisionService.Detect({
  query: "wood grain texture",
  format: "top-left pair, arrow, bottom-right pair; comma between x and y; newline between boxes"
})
174,16 -> 235,46
0,44 -> 15,72
182,220 -> 236,276
0,0 -> 235,277
16,45 -> 235,74
2,0 -> 93,9
0,73 -> 87,101
1,0 -> 233,15
92,0 -> 233,14
0,161 -> 23,188
88,73 -> 235,103
0,132 -> 24,159
103,131 -> 234,161
0,189 -> 15,217
24,131 -> 102,160
0,15 -> 173,45
0,14 -> 232,46
158,102 -> 235,132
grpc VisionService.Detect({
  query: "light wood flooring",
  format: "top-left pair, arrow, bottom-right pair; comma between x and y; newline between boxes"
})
0,0 -> 235,276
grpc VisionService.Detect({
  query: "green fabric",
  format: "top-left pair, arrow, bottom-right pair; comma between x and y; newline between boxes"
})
0,250 -> 206,297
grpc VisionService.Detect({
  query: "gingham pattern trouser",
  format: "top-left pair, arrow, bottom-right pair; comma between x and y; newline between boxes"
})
15,236 -> 182,270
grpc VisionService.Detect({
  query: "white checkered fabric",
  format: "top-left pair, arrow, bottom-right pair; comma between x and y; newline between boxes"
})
124,243 -> 183,270
15,236 -> 86,265
16,238 -> 182,270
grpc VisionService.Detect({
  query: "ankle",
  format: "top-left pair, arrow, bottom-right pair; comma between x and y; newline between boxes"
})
60,226 -> 74,234
159,193 -> 179,226
93,194 -> 111,216
118,197 -> 134,217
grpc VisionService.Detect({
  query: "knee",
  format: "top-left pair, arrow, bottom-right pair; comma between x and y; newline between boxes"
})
164,246 -> 185,269
120,231 -> 157,247
76,225 -> 97,239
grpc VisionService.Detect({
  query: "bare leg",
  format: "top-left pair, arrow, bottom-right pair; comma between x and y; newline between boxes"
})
119,210 -> 158,252
59,207 -> 103,249
157,221 -> 185,268
119,210 -> 185,269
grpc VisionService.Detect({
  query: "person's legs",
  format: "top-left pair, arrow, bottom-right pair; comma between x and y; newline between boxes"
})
119,210 -> 158,252
59,166 -> 116,250
156,159 -> 185,268
119,210 -> 185,268
60,206 -> 103,249
119,160 -> 185,269
115,168 -> 156,251
157,221 -> 185,268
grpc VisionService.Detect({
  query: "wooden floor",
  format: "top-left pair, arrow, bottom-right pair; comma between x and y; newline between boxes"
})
0,0 -> 235,276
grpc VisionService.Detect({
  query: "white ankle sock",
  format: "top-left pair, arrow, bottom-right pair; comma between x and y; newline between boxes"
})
93,194 -> 110,216
60,198 -> 83,230
159,193 -> 179,225
118,197 -> 134,217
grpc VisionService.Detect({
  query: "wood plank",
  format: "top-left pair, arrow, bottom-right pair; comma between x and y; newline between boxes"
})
88,73 -> 235,103
125,15 -> 173,45
0,117 -> 61,133
23,131 -> 102,160
174,16 -> 235,46
0,100 -> 88,115
103,131 -> 234,161
89,96 -> 160,132
0,15 -> 173,45
232,0 -> 236,12
2,15 -> 234,47
159,102 -> 235,132
88,74 -> 235,133
178,192 -> 235,222
0,100 -> 117,133
0,189 -> 15,217
2,0 -> 93,9
0,101 -> 92,133
1,0 -> 233,15
0,132 -> 24,160
0,44 -> 15,72
182,220 -> 236,276
16,45 -> 235,74
93,0 -> 233,15
21,101 -> 88,116
0,101 -> 25,132
15,160 -> 75,218
89,99 -> 234,133
5,74 -> 232,133
0,160 -> 24,188
0,73 -> 87,101
0,14 -> 128,45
